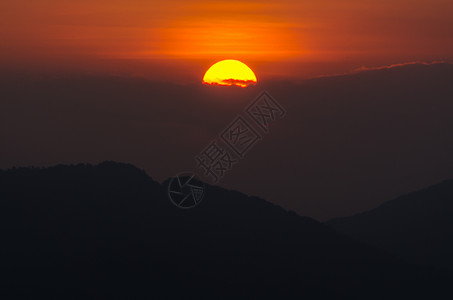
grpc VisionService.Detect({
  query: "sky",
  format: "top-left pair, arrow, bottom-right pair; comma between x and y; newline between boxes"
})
1,1 -> 453,220
1,0 -> 452,81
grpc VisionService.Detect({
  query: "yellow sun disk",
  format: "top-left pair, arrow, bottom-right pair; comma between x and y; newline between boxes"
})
203,60 -> 257,87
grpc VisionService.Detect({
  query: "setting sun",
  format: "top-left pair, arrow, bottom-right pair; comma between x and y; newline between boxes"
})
203,60 -> 257,87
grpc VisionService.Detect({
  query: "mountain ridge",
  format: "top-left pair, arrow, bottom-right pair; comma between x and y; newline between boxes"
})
0,161 -> 451,299
327,179 -> 453,271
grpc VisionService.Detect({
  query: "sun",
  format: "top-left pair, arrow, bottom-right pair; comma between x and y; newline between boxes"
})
203,60 -> 257,87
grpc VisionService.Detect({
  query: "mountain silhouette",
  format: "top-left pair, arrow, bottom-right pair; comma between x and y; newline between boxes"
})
2,63 -> 453,221
327,180 -> 453,271
0,162 -> 451,299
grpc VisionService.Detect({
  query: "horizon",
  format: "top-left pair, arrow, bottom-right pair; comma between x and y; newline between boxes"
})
1,59 -> 449,84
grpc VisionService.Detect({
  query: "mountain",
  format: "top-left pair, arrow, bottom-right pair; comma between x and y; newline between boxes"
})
0,162 -> 450,299
2,63 -> 453,221
327,180 -> 453,271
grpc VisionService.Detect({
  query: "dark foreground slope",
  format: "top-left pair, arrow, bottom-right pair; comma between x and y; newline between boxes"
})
0,162 -> 450,299
327,180 -> 453,271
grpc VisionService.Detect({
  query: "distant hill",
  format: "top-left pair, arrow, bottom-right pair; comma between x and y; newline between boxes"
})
0,162 -> 451,299
327,180 -> 453,271
2,63 -> 453,221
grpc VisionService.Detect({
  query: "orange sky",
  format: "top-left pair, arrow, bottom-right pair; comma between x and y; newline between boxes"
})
1,0 -> 452,81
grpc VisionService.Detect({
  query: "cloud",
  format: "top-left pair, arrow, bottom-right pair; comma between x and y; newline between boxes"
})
204,79 -> 257,88
352,61 -> 447,72
314,61 -> 449,79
